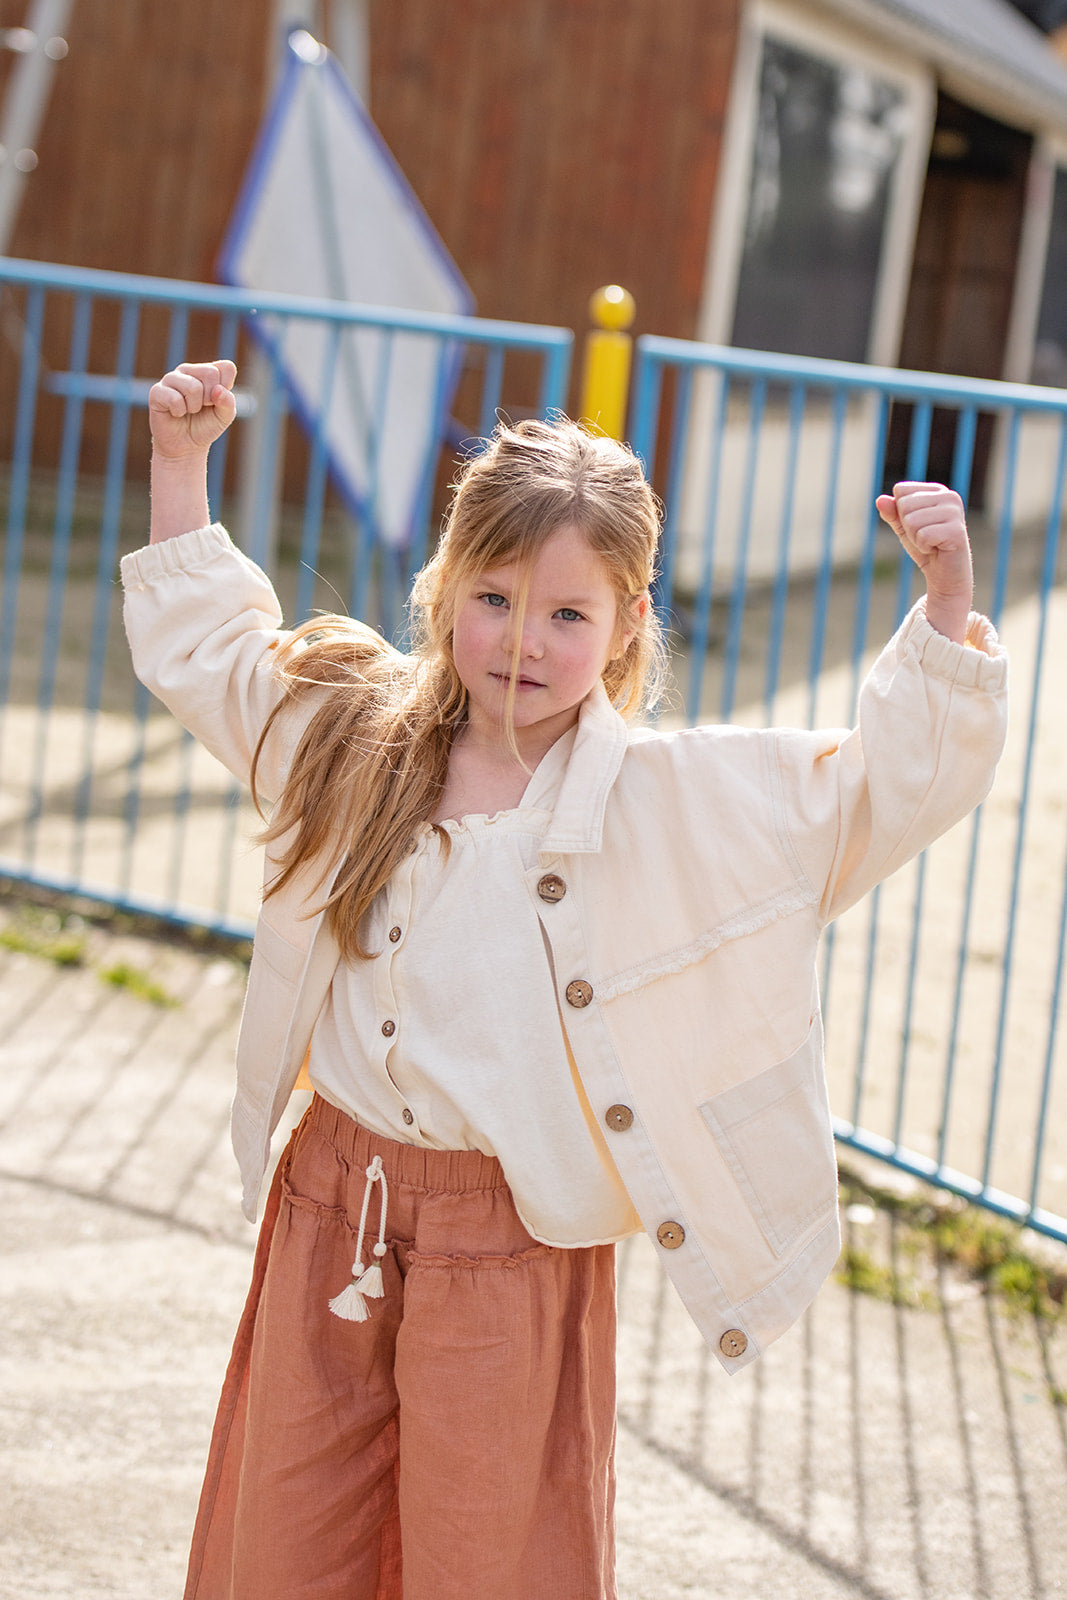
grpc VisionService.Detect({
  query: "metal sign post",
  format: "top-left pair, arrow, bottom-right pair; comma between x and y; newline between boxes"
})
0,0 -> 73,255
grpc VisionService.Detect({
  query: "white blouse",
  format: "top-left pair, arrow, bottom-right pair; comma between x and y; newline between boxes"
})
307,729 -> 642,1248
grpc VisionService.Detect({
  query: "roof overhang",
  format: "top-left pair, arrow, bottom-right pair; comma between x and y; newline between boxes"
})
803,0 -> 1067,135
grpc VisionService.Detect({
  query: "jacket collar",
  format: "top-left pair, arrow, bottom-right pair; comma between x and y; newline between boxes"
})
541,681 -> 630,856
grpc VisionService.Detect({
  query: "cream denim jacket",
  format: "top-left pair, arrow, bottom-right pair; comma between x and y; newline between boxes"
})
122,525 -> 1008,1373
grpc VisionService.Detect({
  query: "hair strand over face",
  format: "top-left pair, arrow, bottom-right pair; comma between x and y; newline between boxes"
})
252,416 -> 667,959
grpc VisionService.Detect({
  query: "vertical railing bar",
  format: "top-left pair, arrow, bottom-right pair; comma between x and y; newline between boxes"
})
212,780 -> 244,923
70,296 -> 141,882
805,385 -> 847,728
627,341 -> 663,480
937,806 -> 983,1174
206,309 -> 240,522
164,306 -> 190,370
686,371 -> 730,722
950,405 -> 978,499
383,543 -> 406,651
294,318 -> 342,622
895,400 -> 932,624
477,343 -> 506,439
348,506 -> 373,625
1025,431 -> 1067,1214
247,327 -> 290,571
850,884 -> 882,1133
989,408 -> 1020,628
846,389 -> 890,723
937,407 -> 1041,1177
164,729 -> 197,911
119,677 -> 152,898
1030,809 -> 1067,1215
892,853 -> 927,1149
764,382 -> 806,717
403,335 -> 455,609
721,376 -> 766,722
885,394 -> 938,1145
655,366 -> 693,629
895,401 -> 981,1165
119,301 -> 190,903
24,291 -> 93,865
210,309 -> 261,927
0,283 -> 45,783
981,409 -> 1029,1192
349,328 -> 395,626
537,336 -> 572,417
823,388 -> 888,1084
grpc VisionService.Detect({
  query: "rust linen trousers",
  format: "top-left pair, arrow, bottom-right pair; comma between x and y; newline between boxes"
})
184,1096 -> 619,1600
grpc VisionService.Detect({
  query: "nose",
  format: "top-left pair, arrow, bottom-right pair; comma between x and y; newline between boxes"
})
516,618 -> 545,658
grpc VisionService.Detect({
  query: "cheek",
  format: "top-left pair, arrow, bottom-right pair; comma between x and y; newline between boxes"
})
452,606 -> 501,680
562,630 -> 618,687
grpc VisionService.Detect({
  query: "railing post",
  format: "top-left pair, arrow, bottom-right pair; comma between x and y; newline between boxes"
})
579,284 -> 635,439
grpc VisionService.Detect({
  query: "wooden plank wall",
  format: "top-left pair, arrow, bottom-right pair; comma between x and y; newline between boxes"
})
4,0 -> 269,279
0,0 -> 270,478
0,0 -> 739,479
370,0 -> 739,347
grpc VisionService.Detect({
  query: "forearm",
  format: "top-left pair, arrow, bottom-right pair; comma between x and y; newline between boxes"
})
150,449 -> 212,543
812,604 -> 1007,922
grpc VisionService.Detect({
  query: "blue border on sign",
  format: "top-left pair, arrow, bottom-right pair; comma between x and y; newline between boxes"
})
216,34 -> 474,545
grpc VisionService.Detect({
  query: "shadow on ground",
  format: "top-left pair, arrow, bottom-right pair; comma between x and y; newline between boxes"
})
1,900 -> 1065,1600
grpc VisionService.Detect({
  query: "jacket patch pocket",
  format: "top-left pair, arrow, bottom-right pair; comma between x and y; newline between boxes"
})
698,1016 -> 837,1257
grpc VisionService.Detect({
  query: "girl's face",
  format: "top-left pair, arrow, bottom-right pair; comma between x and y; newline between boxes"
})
451,523 -> 642,756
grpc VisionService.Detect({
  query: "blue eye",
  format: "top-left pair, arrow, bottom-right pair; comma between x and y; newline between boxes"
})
556,608 -> 583,622
481,592 -> 508,608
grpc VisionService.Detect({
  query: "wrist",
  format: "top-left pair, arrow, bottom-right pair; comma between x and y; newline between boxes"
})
151,445 -> 211,471
922,592 -> 972,645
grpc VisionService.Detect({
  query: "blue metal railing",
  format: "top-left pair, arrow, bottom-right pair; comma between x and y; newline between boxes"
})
1,257 -> 1064,1243
0,256 -> 572,935
630,335 -> 1067,1244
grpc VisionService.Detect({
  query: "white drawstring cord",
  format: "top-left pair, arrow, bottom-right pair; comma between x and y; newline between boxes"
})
328,1155 -> 389,1322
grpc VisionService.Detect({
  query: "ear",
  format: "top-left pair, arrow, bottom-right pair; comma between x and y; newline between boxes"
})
617,591 -> 650,657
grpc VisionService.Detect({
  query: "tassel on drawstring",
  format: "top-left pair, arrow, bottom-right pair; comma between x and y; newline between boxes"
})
328,1155 -> 390,1323
327,1276 -> 374,1323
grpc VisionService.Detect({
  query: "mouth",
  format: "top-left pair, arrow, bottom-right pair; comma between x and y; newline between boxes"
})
491,672 -> 545,690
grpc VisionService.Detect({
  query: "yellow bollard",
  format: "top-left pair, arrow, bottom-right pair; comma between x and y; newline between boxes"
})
579,284 -> 636,440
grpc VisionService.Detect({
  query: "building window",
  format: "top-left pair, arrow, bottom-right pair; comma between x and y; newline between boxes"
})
731,36 -> 908,363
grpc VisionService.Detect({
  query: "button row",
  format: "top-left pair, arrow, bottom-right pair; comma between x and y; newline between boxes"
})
554,934 -> 746,1352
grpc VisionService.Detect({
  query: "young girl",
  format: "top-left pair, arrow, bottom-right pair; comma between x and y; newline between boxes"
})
125,360 -> 1007,1600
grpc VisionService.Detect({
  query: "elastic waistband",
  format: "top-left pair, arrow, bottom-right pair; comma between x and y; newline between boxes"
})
306,1094 -> 510,1195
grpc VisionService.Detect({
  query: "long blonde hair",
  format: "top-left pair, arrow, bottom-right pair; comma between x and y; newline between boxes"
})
252,417 -> 666,958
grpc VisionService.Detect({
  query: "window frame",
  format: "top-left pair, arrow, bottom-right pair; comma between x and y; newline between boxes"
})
698,0 -> 936,366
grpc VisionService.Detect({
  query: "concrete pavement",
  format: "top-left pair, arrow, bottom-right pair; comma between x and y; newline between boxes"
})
1,894 -> 1065,1600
